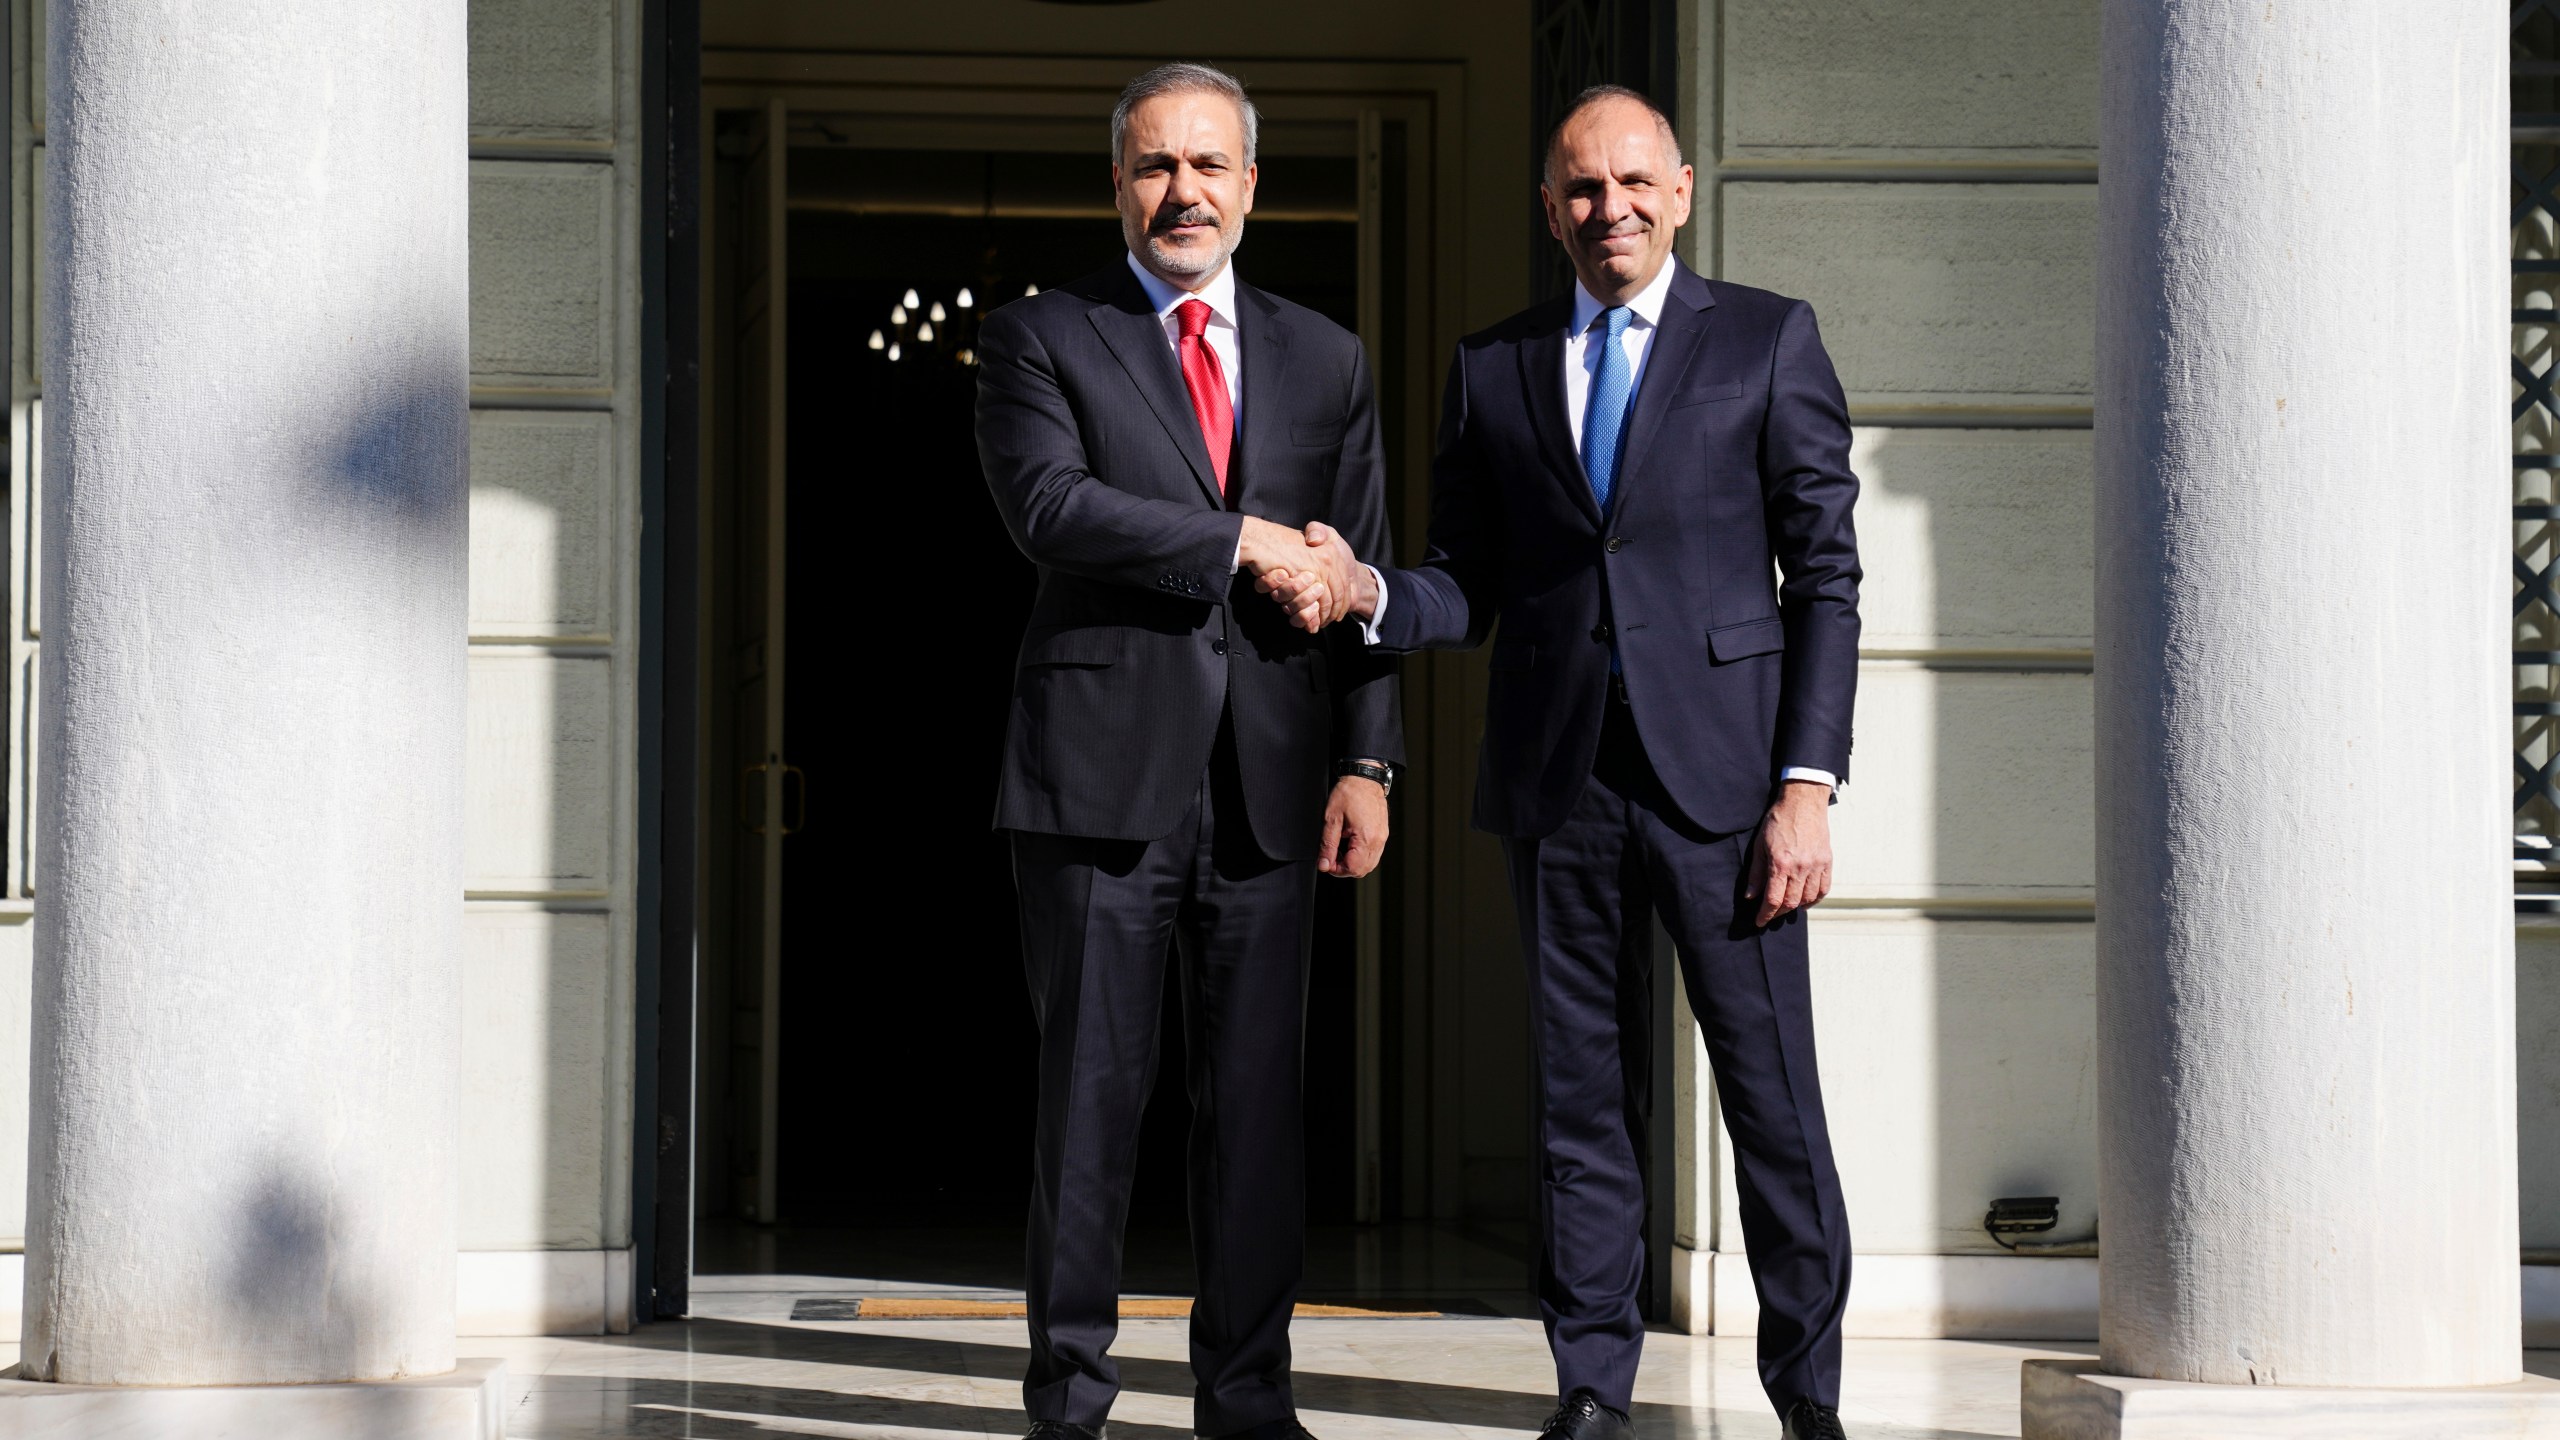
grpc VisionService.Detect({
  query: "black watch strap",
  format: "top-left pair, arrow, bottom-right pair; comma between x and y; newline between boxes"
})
1335,759 -> 1395,795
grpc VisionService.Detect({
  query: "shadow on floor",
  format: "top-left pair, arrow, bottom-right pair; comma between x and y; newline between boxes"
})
506,1319 -> 2018,1440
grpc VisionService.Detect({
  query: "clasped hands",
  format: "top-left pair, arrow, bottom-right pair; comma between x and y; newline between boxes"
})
1238,516 -> 1374,633
1236,517 -> 1389,879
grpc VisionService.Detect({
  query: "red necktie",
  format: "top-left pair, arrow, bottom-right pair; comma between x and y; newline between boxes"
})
1175,298 -> 1233,496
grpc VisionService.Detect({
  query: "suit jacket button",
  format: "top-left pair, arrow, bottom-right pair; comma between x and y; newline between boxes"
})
1605,536 -> 1624,553
1212,638 -> 1228,656
1592,623 -> 1613,643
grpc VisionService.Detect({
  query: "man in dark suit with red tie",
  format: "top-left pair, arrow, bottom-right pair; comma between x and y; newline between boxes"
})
1266,86 -> 1862,1440
974,61 -> 1402,1440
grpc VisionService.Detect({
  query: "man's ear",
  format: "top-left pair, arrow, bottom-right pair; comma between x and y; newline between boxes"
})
1539,186 -> 1562,241
1240,162 -> 1257,217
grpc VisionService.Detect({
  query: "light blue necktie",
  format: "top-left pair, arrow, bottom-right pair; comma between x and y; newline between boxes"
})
1582,306 -> 1634,675
1581,306 -> 1635,514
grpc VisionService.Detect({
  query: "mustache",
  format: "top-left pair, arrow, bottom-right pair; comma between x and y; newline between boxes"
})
1150,204 -> 1221,235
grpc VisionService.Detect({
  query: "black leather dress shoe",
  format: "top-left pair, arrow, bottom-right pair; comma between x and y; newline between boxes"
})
1538,1390 -> 1635,1440
1780,1400 -> 1847,1440
1026,1422 -> 1105,1440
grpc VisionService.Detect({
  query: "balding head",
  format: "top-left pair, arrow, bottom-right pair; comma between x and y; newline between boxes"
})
1539,85 -> 1693,305
1544,86 -> 1681,189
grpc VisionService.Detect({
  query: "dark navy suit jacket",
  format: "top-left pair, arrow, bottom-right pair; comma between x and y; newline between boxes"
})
976,260 -> 1404,860
1371,260 -> 1859,838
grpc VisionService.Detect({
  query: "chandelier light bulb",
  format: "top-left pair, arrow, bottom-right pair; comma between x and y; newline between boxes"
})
956,287 -> 975,309
889,304 -> 907,325
867,330 -> 885,351
917,322 -> 935,342
888,342 -> 902,361
1024,283 -> 1040,297
958,348 -> 976,366
928,302 -> 947,323
902,288 -> 921,310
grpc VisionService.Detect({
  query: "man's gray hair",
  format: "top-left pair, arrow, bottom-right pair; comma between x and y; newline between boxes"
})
1111,62 -> 1260,168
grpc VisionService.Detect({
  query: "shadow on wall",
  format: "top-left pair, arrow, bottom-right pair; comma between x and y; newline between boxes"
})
232,1159 -> 398,1377
321,379 -> 471,529
457,407 -> 621,1330
1841,422 -> 2102,1271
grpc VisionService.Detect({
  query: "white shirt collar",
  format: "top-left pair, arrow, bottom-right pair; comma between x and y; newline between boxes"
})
1569,257 -> 1679,336
1127,250 -> 1240,330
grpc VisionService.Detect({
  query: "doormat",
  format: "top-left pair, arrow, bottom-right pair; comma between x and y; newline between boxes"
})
790,1297 -> 1446,1321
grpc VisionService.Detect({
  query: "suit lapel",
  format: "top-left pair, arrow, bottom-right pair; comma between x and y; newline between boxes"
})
1517,302 -> 1603,529
1232,284 -> 1290,511
1613,262 -> 1718,511
1086,267 -> 1224,508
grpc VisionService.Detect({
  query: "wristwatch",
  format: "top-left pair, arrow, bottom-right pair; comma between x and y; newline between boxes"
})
1336,759 -> 1395,796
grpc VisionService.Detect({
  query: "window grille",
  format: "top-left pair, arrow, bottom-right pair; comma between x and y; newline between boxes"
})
2515,1 -> 2560,900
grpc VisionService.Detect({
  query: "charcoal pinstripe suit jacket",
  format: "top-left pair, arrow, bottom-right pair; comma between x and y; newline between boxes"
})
976,259 -> 1404,861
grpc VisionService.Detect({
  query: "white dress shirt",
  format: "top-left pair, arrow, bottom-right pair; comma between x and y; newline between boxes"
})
1366,263 -> 1837,793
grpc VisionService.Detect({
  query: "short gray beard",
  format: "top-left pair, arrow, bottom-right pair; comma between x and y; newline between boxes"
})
1128,214 -> 1243,281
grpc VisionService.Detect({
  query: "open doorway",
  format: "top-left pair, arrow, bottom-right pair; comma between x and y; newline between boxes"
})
688,59 -> 1534,1316
772,137 -> 1367,1232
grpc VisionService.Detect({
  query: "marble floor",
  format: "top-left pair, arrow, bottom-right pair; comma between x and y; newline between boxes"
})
472,1318 -> 2100,1440
14,1220 -> 2550,1438
439,1224 -> 2550,1439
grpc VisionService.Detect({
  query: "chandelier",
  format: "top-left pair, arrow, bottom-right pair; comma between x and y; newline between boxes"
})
867,283 -> 1041,369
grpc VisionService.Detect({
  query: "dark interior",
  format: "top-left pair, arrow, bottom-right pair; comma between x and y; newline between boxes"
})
770,147 -> 1366,1231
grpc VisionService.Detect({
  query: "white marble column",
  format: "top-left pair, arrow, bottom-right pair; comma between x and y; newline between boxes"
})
19,0 -> 469,1394
2026,1 -> 2556,1433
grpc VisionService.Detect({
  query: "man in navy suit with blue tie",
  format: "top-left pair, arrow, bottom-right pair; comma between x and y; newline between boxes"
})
1265,85 -> 1861,1440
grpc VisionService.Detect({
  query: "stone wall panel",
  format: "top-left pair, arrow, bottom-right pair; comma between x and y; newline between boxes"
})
1712,916 -> 2098,1255
458,908 -> 611,1250
469,0 -> 616,142
1722,183 -> 2095,413
1723,0 -> 2097,158
1828,667 -> 2091,900
469,161 -> 616,390
469,410 -> 614,639
465,653 -> 613,894
1851,427 -> 2092,652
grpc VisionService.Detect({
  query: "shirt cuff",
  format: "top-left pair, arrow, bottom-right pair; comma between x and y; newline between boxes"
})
1230,532 -> 1244,575
1779,766 -> 1839,793
1356,564 -> 1389,646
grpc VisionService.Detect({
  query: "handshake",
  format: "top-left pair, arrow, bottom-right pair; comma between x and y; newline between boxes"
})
1237,516 -> 1379,634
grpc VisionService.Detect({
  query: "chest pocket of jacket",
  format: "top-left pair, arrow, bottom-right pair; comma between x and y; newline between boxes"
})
1671,380 -> 1747,410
